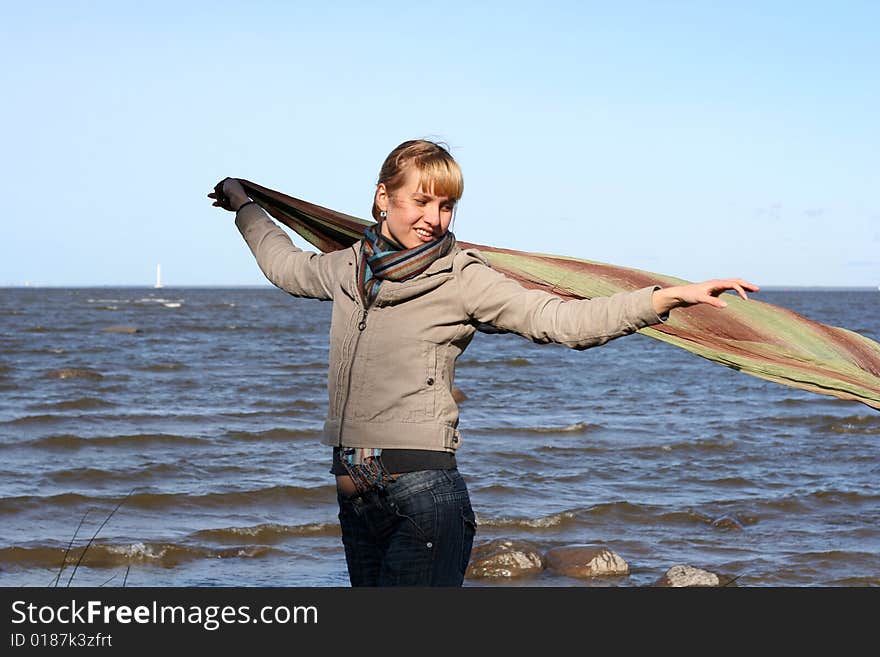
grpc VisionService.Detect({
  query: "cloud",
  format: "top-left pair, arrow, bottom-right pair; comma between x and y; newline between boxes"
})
754,203 -> 783,221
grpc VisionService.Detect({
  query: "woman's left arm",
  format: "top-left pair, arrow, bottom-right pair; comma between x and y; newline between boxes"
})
651,279 -> 760,315
457,252 -> 759,350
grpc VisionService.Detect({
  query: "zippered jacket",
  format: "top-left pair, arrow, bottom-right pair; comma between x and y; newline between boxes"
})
235,204 -> 665,452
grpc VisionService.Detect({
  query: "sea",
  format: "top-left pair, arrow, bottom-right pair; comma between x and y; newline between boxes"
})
1,286 -> 878,588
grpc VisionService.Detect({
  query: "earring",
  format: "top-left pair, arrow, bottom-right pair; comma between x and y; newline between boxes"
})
380,211 -> 387,218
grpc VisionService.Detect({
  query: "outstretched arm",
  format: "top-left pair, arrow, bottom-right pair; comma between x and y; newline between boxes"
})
208,177 -> 337,300
652,279 -> 760,315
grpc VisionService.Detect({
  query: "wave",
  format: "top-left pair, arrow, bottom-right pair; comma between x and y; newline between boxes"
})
699,476 -> 756,488
777,395 -> 855,408
190,521 -> 339,543
26,326 -> 68,333
224,428 -> 320,442
477,501 -> 665,530
826,575 -> 880,586
160,324 -> 252,333
425,500 -> 763,533
10,433 -> 209,450
534,444 -> 605,455
660,490 -> 880,521
513,500 -> 744,528
759,413 -> 880,434
134,297 -> 183,305
828,420 -> 880,435
27,397 -> 116,411
43,368 -> 104,380
628,435 -> 738,453
4,414 -> 70,426
250,398 -> 319,410
276,362 -> 330,372
0,542 -> 284,571
759,489 -> 880,513
655,508 -> 756,528
0,484 -> 336,514
136,362 -> 186,372
469,421 -> 594,435
477,509 -> 579,530
47,463 -> 181,485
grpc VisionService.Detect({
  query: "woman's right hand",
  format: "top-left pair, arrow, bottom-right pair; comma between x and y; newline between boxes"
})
208,177 -> 251,212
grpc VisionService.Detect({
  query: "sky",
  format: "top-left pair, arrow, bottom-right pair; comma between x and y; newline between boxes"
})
1,1 -> 877,287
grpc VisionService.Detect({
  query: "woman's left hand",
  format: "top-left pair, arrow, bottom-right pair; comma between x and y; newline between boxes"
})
208,177 -> 251,212
652,278 -> 760,315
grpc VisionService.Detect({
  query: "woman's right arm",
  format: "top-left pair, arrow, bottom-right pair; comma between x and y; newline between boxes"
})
209,178 -> 336,300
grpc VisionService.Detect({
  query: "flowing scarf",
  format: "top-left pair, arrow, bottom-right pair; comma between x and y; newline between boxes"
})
234,178 -> 880,413
359,222 -> 455,307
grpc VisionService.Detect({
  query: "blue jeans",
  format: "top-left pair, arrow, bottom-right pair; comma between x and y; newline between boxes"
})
337,469 -> 477,586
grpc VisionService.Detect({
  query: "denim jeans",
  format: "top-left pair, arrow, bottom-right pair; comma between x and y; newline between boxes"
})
337,468 -> 477,586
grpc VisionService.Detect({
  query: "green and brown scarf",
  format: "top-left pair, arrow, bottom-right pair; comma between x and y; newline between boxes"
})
234,178 -> 880,413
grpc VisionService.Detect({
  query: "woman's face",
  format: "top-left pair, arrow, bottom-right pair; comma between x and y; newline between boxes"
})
376,166 -> 455,249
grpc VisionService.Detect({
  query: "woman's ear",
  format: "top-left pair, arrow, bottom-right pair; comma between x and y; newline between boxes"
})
374,183 -> 389,213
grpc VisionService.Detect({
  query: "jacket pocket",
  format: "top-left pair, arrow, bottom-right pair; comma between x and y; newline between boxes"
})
349,335 -> 436,422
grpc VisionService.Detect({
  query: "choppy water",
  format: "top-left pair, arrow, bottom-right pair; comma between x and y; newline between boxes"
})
1,287 -> 878,587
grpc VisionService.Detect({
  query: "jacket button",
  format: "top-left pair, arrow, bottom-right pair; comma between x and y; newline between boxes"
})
426,377 -> 434,386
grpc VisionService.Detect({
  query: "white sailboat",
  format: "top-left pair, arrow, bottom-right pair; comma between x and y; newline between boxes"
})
154,264 -> 163,289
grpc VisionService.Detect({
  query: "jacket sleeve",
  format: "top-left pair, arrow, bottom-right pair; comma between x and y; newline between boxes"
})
234,203 -> 336,300
457,251 -> 666,350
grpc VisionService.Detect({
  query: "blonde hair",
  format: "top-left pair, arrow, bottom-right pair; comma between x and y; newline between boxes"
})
372,140 -> 464,221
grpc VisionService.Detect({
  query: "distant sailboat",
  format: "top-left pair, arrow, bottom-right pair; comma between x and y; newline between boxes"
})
154,264 -> 163,289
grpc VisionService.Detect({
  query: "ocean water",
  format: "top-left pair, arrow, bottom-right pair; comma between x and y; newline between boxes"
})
0,286 -> 878,587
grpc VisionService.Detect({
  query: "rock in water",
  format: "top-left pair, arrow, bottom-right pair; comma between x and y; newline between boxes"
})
466,539 -> 545,579
102,325 -> 142,334
46,368 -> 103,380
711,514 -> 744,530
655,565 -> 723,587
544,545 -> 630,578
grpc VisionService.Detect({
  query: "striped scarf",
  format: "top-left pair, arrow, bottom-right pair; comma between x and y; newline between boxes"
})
358,222 -> 455,308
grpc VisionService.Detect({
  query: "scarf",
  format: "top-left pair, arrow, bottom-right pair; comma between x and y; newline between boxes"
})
234,178 -> 880,412
358,222 -> 456,308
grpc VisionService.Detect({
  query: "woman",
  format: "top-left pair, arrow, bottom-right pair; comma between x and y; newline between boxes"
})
209,139 -> 758,586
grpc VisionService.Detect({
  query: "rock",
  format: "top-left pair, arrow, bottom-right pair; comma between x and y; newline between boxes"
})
102,325 -> 142,334
466,539 -> 545,579
544,545 -> 630,578
451,386 -> 467,403
711,514 -> 744,530
46,368 -> 103,380
655,565 -> 724,587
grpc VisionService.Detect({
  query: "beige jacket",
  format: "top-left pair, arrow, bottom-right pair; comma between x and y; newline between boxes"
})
235,204 -> 665,453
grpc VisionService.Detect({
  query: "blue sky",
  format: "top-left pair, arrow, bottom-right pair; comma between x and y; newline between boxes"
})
2,1 -> 877,287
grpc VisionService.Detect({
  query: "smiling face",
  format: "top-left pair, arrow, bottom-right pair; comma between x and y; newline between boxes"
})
375,166 -> 456,249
